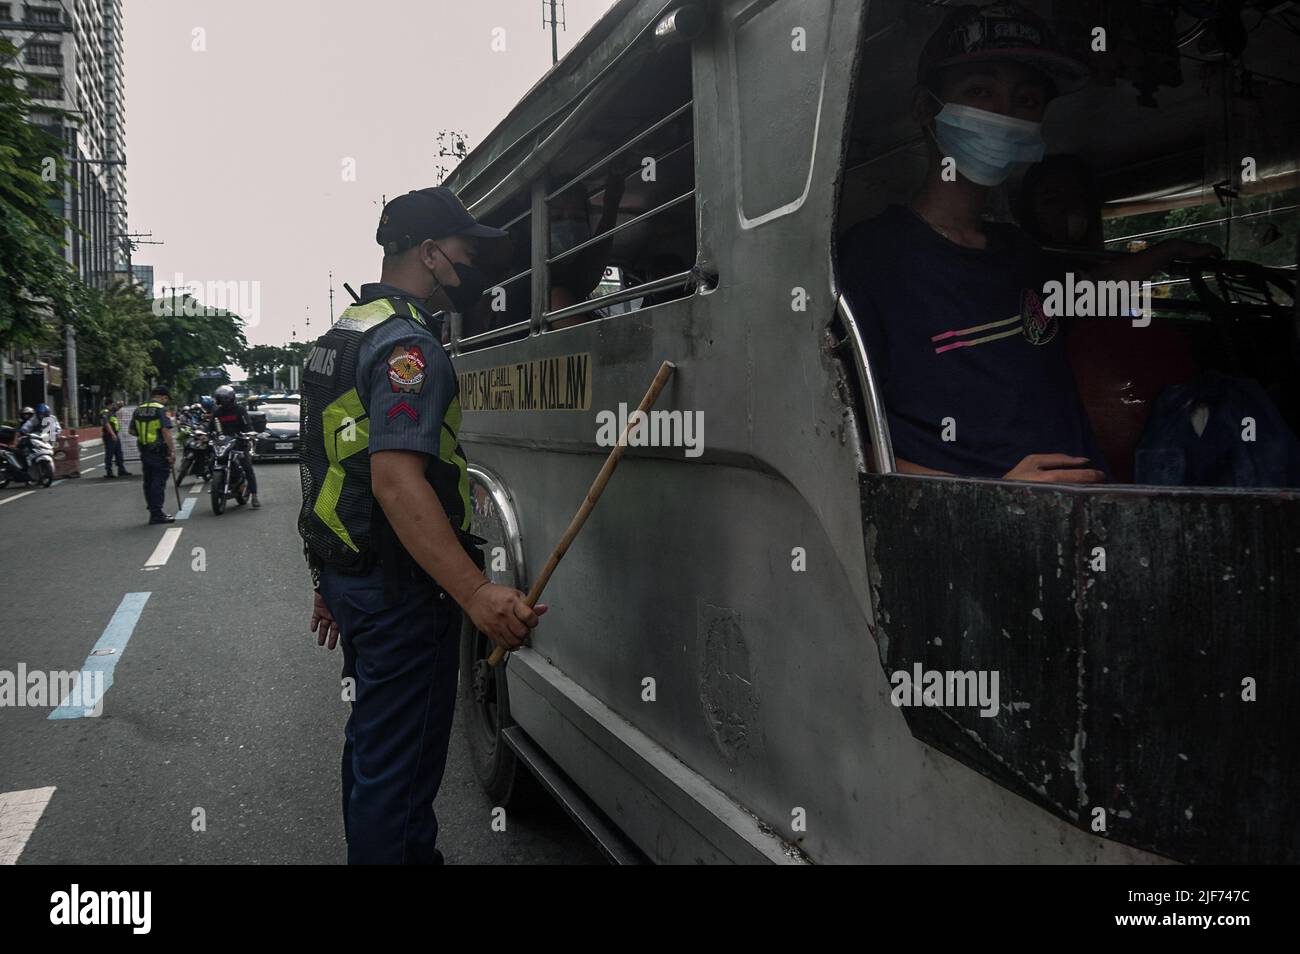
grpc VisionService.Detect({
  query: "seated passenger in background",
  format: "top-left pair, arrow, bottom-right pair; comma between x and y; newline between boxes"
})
1016,154 -> 1212,482
549,171 -> 624,329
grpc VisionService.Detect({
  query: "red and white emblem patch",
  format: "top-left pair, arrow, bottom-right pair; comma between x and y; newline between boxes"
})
387,344 -> 427,394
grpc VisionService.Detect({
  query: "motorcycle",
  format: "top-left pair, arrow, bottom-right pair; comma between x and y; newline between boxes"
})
0,428 -> 56,489
210,431 -> 255,515
177,429 -> 213,485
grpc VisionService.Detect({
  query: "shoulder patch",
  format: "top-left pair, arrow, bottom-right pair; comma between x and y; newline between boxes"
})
387,343 -> 427,394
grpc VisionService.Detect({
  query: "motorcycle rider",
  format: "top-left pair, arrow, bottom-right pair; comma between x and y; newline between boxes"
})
21,402 -> 60,440
13,407 -> 34,470
17,404 -> 59,474
209,384 -> 260,508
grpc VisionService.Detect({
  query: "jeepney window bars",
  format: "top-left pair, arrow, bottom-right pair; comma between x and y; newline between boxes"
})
540,99 -> 696,331
448,97 -> 697,352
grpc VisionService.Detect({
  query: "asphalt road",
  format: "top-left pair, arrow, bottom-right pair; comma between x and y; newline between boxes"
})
0,447 -> 603,865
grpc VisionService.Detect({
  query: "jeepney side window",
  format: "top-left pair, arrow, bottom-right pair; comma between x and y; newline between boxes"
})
460,193 -> 533,346
543,41 -> 696,329
835,0 -> 1300,488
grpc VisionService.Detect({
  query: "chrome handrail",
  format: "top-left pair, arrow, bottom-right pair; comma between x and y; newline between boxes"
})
835,292 -> 895,475
542,269 -> 693,328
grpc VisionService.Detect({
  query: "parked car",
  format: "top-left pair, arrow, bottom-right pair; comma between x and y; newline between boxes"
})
251,402 -> 300,460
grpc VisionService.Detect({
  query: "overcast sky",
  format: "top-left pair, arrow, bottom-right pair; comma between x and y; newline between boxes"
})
124,0 -> 618,370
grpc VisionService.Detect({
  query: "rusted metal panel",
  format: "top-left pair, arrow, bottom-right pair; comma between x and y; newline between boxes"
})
862,475 -> 1300,863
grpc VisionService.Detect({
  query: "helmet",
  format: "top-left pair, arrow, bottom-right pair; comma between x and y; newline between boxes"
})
214,384 -> 236,406
34,403 -> 49,416
200,395 -> 215,412
19,406 -> 33,419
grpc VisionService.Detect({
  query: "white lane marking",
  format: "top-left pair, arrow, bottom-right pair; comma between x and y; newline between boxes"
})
0,786 -> 57,864
81,451 -> 105,462
143,527 -> 183,568
0,492 -> 34,506
174,497 -> 196,520
188,483 -> 202,495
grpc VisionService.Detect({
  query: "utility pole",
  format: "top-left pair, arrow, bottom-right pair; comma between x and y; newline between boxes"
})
543,0 -> 566,65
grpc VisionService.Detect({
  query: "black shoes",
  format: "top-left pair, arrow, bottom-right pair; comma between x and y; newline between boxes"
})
149,514 -> 175,524
104,472 -> 117,479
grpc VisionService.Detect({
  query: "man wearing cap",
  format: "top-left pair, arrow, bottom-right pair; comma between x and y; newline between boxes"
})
101,400 -> 132,478
840,2 -> 1220,482
129,385 -> 176,524
298,186 -> 546,865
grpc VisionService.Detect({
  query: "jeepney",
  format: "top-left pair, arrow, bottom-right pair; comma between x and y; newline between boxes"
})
441,0 -> 1299,864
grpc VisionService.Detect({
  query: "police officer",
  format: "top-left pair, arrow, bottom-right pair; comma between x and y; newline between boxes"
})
101,401 -> 131,478
299,187 -> 545,865
129,385 -> 176,524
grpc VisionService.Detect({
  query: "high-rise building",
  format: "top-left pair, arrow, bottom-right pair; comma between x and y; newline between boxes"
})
1,0 -> 128,424
131,263 -> 154,291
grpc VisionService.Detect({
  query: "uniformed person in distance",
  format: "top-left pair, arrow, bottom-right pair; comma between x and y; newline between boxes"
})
128,385 -> 176,524
298,187 -> 546,865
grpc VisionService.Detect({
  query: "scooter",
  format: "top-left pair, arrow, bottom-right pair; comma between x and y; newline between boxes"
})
0,429 -> 56,488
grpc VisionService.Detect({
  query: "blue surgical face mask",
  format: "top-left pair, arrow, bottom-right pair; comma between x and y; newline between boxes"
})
928,92 -> 1045,186
550,219 -> 590,255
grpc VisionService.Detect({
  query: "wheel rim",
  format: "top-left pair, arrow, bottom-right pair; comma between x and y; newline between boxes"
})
468,627 -> 501,752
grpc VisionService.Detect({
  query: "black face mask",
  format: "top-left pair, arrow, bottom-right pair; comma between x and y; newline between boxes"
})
430,243 -> 488,314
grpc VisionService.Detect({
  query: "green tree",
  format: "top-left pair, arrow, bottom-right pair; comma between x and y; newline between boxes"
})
0,39 -> 80,349
76,281 -> 158,396
146,292 -> 248,395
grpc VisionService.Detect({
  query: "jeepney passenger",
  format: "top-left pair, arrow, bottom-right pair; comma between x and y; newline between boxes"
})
839,2 -> 1217,483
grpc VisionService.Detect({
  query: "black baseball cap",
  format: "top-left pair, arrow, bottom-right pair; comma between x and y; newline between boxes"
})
376,187 -> 508,256
151,384 -> 171,397
918,2 -> 1090,98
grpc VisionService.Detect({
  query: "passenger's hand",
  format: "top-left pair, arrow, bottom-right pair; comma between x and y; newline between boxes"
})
311,591 -> 340,650
1003,454 -> 1106,483
466,582 -> 548,651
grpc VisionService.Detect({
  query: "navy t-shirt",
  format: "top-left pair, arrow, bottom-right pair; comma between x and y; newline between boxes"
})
838,204 -> 1103,479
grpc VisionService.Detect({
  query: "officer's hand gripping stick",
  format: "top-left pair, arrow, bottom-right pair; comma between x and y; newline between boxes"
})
486,360 -> 677,667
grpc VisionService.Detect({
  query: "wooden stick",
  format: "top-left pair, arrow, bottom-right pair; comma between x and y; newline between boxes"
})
487,360 -> 677,666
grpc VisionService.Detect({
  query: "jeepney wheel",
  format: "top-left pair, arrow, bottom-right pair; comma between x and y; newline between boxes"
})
458,614 -> 543,807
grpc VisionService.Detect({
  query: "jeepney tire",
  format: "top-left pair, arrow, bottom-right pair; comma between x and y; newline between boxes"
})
458,613 -> 545,808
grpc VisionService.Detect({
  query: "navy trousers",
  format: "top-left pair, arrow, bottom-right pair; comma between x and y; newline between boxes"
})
319,565 -> 461,865
140,451 -> 169,517
104,435 -> 126,475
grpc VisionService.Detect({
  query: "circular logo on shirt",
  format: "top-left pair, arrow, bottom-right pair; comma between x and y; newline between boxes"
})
1021,287 -> 1057,345
387,344 -> 427,394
